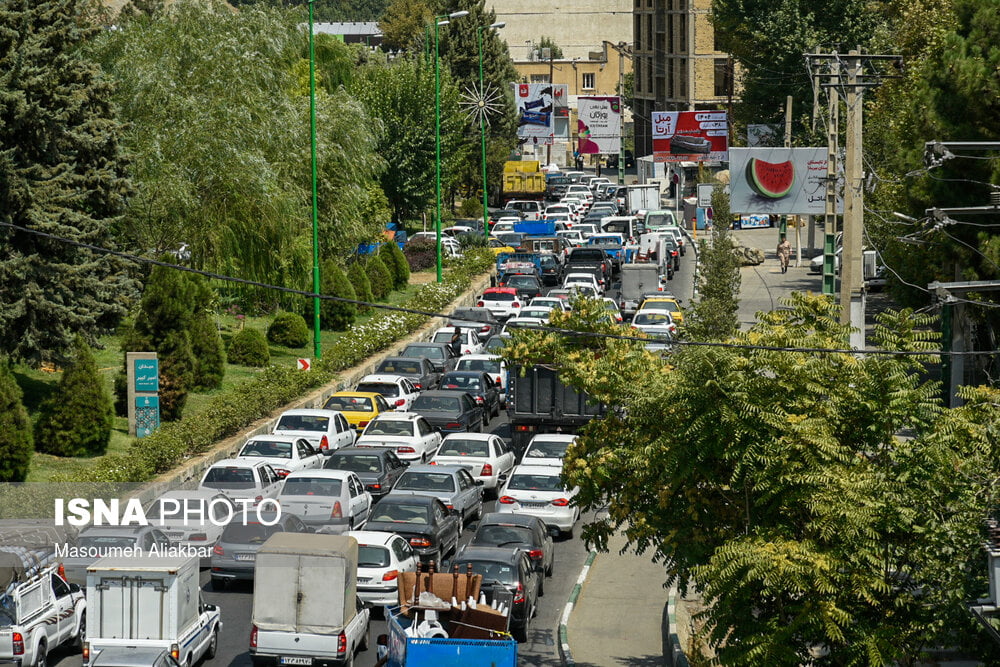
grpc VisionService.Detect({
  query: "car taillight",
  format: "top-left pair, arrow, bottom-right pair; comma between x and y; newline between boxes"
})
82,641 -> 90,663
368,483 -> 381,491
513,581 -> 525,604
474,396 -> 484,405
429,461 -> 438,465
358,420 -> 369,429
12,632 -> 23,655
273,469 -> 289,479
477,300 -> 485,307
254,495 -> 264,504
57,563 -> 66,580
413,383 -> 422,390
498,496 -> 516,504
337,631 -> 347,656
170,644 -> 180,661
496,376 -> 503,384
319,435 -> 329,452
528,549 -> 543,560
512,302 -> 521,308
480,325 -> 491,333
410,537 -> 432,548
551,498 -> 570,506
397,446 -> 415,454
330,501 -> 343,519
213,544 -> 224,556
189,533 -> 207,541
382,570 -> 399,582
250,625 -> 258,648
395,399 -> 406,407
480,463 -> 493,476
446,422 -> 462,429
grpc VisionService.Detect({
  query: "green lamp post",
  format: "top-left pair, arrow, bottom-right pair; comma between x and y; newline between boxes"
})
476,21 -> 505,239
308,0 -> 321,359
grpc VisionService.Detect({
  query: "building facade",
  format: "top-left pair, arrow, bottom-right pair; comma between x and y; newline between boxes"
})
491,0 -> 633,62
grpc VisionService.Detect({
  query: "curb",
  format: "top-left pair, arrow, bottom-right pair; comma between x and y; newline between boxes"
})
666,587 -> 689,667
558,549 -> 597,666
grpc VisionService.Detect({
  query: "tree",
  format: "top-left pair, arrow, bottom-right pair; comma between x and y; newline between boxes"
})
380,242 -> 410,289
684,185 -> 741,341
378,0 -> 432,52
349,258 -> 375,313
188,274 -> 225,390
0,361 -> 33,481
34,336 -> 114,457
503,292 -> 1000,665
320,261 -> 358,331
0,0 -> 138,366
536,36 -> 563,59
365,254 -> 394,300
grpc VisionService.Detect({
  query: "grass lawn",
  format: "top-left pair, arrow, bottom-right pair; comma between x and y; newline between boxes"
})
17,271 -> 433,482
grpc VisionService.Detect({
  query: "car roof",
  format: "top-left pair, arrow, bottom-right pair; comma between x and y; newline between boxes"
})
528,433 -> 577,443
442,432 -> 494,442
511,464 -> 563,476
375,494 -> 437,506
209,458 -> 260,469
284,469 -> 354,482
370,411 -> 421,421
483,287 -> 519,295
358,374 -> 408,384
442,370 -> 484,378
456,354 -> 501,361
403,464 -> 465,475
454,545 -> 524,564
245,434 -> 302,444
279,408 -> 342,417
417,389 -> 467,398
81,525 -> 151,536
331,391 -> 387,399
345,530 -> 399,547
478,512 -> 544,528
92,647 -> 171,667
327,447 -> 390,458
154,489 -> 228,502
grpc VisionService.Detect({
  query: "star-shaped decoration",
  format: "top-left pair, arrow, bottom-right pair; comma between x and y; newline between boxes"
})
460,81 -> 503,126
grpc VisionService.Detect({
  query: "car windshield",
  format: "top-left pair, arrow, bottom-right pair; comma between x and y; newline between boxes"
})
371,502 -> 431,524
441,375 -> 482,390
396,472 -> 456,492
507,473 -> 565,492
326,454 -> 383,473
221,522 -> 282,545
325,395 -> 373,411
364,420 -> 414,436
438,438 -> 490,457
472,525 -> 535,548
433,331 -> 460,344
239,440 -> 292,459
645,300 -> 680,313
454,559 -> 518,585
78,535 -> 137,549
405,345 -> 445,360
484,337 -> 507,351
645,214 -> 673,228
356,382 -> 400,397
358,545 -> 391,568
456,359 -> 499,374
526,440 -> 571,459
280,477 -> 342,497
202,466 -> 256,489
635,312 -> 671,325
496,234 -> 523,246
275,414 -> 329,432
413,395 -> 461,412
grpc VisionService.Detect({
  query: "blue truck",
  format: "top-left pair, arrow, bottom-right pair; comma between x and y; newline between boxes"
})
381,606 -> 517,667
513,220 -> 557,237
496,252 -> 542,275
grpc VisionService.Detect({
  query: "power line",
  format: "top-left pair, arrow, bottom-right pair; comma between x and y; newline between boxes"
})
4,220 -> 1000,358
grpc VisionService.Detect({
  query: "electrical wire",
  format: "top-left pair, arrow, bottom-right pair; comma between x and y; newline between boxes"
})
3,220 -> 1000,357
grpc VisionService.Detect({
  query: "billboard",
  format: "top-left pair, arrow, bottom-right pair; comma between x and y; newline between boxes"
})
651,111 -> 728,162
513,83 -> 567,145
576,96 -> 621,154
729,147 -> 843,216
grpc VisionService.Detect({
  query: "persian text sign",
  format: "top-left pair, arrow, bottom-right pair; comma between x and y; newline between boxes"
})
513,83 -> 555,145
576,96 -> 621,154
652,111 -> 729,162
729,147 -> 843,215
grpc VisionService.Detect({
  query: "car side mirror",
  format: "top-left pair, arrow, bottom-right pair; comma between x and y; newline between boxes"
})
68,583 -> 81,594
203,603 -> 218,612
474,479 -> 485,487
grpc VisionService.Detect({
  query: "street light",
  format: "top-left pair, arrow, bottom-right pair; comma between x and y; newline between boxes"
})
434,10 -> 469,283
307,0 -> 321,359
477,21 -> 505,239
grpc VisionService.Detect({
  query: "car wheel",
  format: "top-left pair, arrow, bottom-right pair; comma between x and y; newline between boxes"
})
513,613 -> 530,643
359,617 -> 371,652
35,641 -> 46,667
206,627 -> 219,659
73,611 -> 86,650
210,576 -> 227,592
473,502 -> 483,521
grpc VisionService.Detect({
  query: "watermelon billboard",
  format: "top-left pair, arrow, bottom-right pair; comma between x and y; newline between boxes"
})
729,147 -> 843,216
576,96 -> 621,155
651,111 -> 729,162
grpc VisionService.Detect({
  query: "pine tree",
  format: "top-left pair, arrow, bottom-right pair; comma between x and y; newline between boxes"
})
187,274 -> 224,390
321,261 -> 358,331
685,185 -> 741,341
157,329 -> 195,421
0,0 -> 137,366
365,254 -> 393,301
0,360 -> 33,481
348,259 -> 374,313
34,336 -> 113,457
381,242 -> 410,290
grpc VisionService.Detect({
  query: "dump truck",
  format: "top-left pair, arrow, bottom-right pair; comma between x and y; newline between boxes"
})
501,161 -> 546,202
507,365 -> 606,457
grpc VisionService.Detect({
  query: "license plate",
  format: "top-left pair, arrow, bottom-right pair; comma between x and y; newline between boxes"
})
521,502 -> 548,508
280,658 -> 312,666
234,553 -> 256,562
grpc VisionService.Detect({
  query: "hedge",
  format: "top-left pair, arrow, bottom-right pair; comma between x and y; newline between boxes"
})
57,249 -> 494,483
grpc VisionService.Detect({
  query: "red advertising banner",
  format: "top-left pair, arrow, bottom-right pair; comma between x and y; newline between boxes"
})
651,111 -> 729,162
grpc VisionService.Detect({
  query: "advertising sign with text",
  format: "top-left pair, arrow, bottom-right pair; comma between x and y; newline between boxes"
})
576,96 -> 621,154
513,82 -> 556,145
652,111 -> 729,162
729,147 -> 843,215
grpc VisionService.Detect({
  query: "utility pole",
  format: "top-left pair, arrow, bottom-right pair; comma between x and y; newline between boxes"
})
822,57 -> 839,298
618,43 -> 625,185
783,95 -> 801,267
545,47 -> 554,165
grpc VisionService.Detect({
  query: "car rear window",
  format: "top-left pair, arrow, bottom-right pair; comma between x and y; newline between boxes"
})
365,420 -> 413,436
325,395 -> 373,411
239,440 -> 292,459
432,332 -> 455,344
634,312 -> 671,325
275,415 -> 329,432
438,438 -> 490,457
441,375 -> 482,390
506,473 -> 564,492
506,276 -> 538,288
484,292 -> 516,302
356,382 -> 400,397
405,345 -> 445,360
371,502 -> 430,524
456,359 -> 500,374
202,466 -> 255,489
396,472 -> 456,493
326,454 -> 383,473
221,522 -> 282,545
472,525 -> 535,547
454,559 -> 517,585
358,545 -> 391,568
525,440 -> 571,459
280,477 -> 343,497
413,395 -> 461,412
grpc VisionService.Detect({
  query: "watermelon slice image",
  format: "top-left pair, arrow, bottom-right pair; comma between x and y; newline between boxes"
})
746,158 -> 795,199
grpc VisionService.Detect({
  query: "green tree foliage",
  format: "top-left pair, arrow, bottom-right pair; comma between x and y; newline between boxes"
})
536,36 -> 563,59
0,361 -> 33,481
157,329 -> 196,421
503,292 -> 1000,665
378,0 -> 431,52
34,336 -> 114,457
365,254 -> 394,301
321,261 -> 358,331
188,274 -> 225,391
88,1 -> 385,309
351,57 -> 464,221
685,186 -> 741,340
380,242 -> 410,289
267,312 -> 310,348
226,328 -> 270,367
348,259 -> 375,313
0,0 -> 138,366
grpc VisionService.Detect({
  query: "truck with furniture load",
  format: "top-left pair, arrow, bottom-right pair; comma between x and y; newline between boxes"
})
501,161 -> 546,203
380,605 -> 516,667
507,365 -> 606,457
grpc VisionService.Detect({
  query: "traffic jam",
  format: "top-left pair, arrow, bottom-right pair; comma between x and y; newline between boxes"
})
1,172 -> 690,667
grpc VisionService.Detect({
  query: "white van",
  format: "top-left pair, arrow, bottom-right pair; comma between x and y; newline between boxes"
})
505,200 -> 544,221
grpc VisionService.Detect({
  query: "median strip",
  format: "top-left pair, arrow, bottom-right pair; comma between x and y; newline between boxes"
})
558,548 -> 597,666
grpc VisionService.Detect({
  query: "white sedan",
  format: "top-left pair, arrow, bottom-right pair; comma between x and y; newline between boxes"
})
356,412 -> 443,463
355,374 -> 421,412
497,465 -> 581,537
521,434 -> 577,468
631,309 -> 678,337
347,530 -> 420,606
272,408 -> 356,454
235,435 -> 325,478
431,433 -> 517,493
431,326 -> 484,355
563,272 -> 604,296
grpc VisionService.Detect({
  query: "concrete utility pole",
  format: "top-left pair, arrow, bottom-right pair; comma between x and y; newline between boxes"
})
783,95 -> 801,266
545,47 -> 554,166
822,57 -> 839,298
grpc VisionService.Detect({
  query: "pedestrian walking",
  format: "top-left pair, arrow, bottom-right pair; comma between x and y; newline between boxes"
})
776,237 -> 792,274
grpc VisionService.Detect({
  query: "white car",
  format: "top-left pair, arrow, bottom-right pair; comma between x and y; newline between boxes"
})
497,464 -> 581,536
431,433 -> 517,493
347,530 -> 420,606
272,408 -> 356,454
410,232 -> 461,257
565,184 -> 595,205
557,230 -> 585,247
431,326 -> 484,355
478,288 -> 524,320
146,489 -> 234,553
631,309 -> 678,337
516,307 -> 553,323
544,204 -> 576,223
563,272 -> 604,296
454,354 -> 508,405
521,434 -> 577,468
601,297 -> 624,323
501,316 -> 547,335
528,296 -> 571,313
560,197 -> 589,214
545,212 -> 574,228
235,434 -> 325,478
491,219 -> 520,234
355,412 -> 444,463
280,469 -> 372,532
574,223 -> 599,238
354,374 -> 421,411
198,458 -> 283,506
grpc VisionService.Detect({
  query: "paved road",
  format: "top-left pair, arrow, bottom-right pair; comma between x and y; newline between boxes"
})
50,239 -> 697,667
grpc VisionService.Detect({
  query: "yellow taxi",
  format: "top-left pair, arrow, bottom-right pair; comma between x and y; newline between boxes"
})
488,237 -> 516,256
638,294 -> 684,324
322,391 -> 391,431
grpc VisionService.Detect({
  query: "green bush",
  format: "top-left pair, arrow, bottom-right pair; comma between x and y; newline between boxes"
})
381,242 -> 410,289
459,196 -> 483,218
190,312 -> 226,390
267,311 -> 310,348
348,260 -> 374,313
321,261 -> 358,331
34,336 -> 113,457
365,254 -> 393,300
0,361 -> 32,481
403,239 -> 436,272
227,328 -> 270,367
158,329 -> 196,421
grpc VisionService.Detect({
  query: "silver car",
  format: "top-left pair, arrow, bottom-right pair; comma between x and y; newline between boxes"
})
388,464 -> 484,531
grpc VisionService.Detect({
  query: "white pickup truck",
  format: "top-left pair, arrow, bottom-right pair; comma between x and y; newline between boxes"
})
250,533 -> 370,667
0,549 -> 86,667
83,555 -> 220,667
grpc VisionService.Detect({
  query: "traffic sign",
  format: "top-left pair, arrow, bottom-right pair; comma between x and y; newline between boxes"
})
297,358 -> 311,371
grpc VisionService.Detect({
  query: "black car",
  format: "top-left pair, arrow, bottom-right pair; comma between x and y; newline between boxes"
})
661,237 -> 681,272
365,495 -> 460,563
400,342 -> 459,373
605,150 -> 634,169
448,307 -> 501,340
324,446 -> 409,498
499,273 -> 543,301
374,356 -> 440,391
447,546 -> 541,642
545,175 -> 571,200
538,255 -> 562,286
411,390 -> 485,433
438,371 -> 501,420
210,510 -> 309,588
470,512 -> 554,577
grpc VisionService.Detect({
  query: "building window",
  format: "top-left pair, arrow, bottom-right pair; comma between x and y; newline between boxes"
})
714,58 -> 730,97
582,72 -> 595,90
530,73 -> 550,84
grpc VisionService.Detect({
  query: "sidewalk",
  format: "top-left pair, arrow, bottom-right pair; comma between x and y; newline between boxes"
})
563,226 -> 821,666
